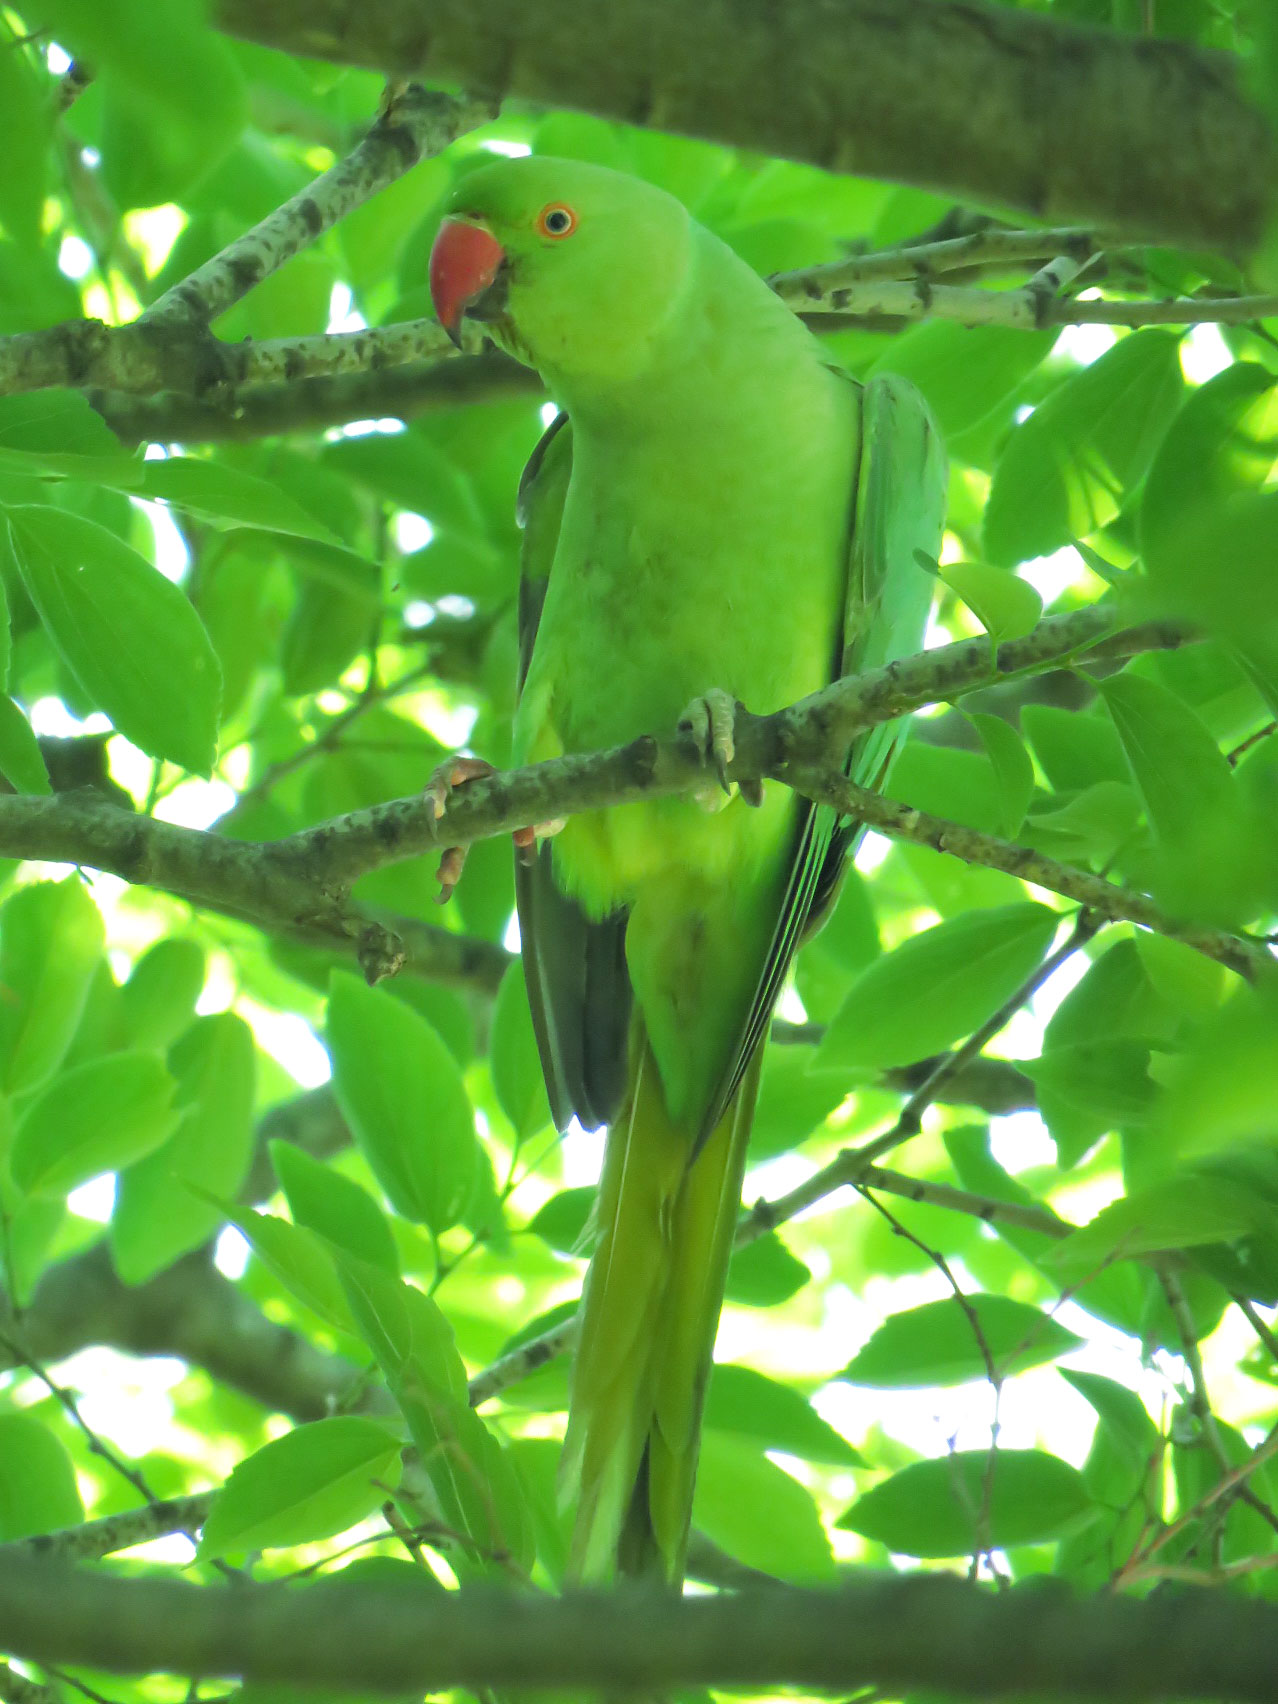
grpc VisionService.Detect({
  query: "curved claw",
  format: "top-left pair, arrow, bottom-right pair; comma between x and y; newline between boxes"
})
424,757 -> 565,901
678,688 -> 738,796
425,754 -> 497,821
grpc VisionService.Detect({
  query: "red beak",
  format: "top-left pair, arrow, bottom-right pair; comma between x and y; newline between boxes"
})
429,218 -> 506,347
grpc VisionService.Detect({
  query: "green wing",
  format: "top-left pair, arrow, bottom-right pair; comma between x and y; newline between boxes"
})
688,368 -> 947,1135
515,412 -> 631,1132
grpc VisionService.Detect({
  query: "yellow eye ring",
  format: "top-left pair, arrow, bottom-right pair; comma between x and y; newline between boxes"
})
537,203 -> 578,239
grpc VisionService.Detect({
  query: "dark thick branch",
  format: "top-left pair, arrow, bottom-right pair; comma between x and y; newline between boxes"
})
212,0 -> 1276,258
2,1245 -> 366,1422
6,1563 -> 1278,1700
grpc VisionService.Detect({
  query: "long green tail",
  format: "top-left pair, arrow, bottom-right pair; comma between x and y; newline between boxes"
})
561,1035 -> 762,1583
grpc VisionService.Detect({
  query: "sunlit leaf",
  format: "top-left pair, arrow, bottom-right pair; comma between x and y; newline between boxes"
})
817,904 -> 1059,1070
693,1433 -> 834,1581
7,504 -> 221,772
941,562 -> 1042,644
490,961 -> 552,1141
327,972 -> 479,1235
839,1449 -> 1093,1557
0,1414 -> 84,1540
984,330 -> 1183,567
111,1014 -> 257,1285
0,880 -> 103,1093
841,1295 -> 1081,1388
11,1051 -> 179,1197
272,1140 -> 400,1276
198,1417 -> 401,1558
704,1365 -> 863,1465
1048,1175 -> 1264,1268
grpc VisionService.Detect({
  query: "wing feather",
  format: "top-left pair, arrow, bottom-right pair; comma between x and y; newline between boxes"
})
693,369 -> 947,1146
516,412 -> 633,1132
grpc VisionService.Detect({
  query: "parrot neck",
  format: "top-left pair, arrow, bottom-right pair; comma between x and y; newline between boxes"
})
541,226 -> 828,439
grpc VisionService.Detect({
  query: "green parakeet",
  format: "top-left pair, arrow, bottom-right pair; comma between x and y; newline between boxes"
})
429,157 -> 945,1584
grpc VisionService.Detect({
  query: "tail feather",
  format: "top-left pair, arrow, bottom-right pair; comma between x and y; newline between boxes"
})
562,1033 -> 761,1583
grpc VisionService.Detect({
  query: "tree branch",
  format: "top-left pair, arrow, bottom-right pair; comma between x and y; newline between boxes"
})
87,351 -> 542,446
2,1245 -> 369,1422
6,1561 -> 1278,1700
211,0 -> 1276,258
0,84 -> 490,405
0,1497 -> 213,1567
0,613 -> 1251,989
789,771 -> 1267,980
144,84 -> 491,327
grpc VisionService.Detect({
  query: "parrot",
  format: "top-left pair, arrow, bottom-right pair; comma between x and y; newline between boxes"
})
427,156 -> 946,1585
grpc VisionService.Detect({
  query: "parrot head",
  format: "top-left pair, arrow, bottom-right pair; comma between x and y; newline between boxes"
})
429,156 -> 693,384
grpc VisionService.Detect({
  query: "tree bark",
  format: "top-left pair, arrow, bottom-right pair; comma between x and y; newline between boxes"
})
6,1562 -> 1278,1700
213,0 -> 1276,257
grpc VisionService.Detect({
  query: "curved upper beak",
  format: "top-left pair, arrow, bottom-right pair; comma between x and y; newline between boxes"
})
429,218 -> 507,348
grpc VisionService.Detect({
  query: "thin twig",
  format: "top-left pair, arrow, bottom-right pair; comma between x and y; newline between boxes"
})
143,86 -> 492,326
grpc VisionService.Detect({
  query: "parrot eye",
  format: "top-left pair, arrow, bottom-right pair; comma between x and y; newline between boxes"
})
537,203 -> 578,239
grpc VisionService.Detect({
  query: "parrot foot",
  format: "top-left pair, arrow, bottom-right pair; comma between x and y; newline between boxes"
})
679,688 -> 760,805
424,756 -> 559,903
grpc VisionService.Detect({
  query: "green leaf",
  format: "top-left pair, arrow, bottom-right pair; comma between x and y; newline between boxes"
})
279,549 -> 379,698
693,1433 -> 833,1581
1024,780 -> 1143,864
7,505 -> 221,772
1134,932 -> 1228,1020
111,1014 -> 257,1285
271,1141 -> 399,1276
137,457 -> 342,543
1048,1175 -> 1263,1269
327,973 -> 479,1234
0,1414 -> 84,1540
816,904 -> 1059,1070
839,1449 -> 1092,1557
43,0 -> 246,208
0,389 -> 123,458
704,1365 -> 863,1465
217,1202 -> 359,1337
526,1186 -> 592,1255
1096,673 -> 1234,848
1060,1369 -> 1161,1475
724,1232 -> 810,1307
968,712 -> 1035,838
1140,361 -> 1278,562
941,562 -> 1042,644
0,697 -> 51,794
1096,670 -> 1263,922
198,1417 -> 401,1559
119,938 -> 206,1051
885,740 -> 1005,836
866,322 -> 1055,441
0,880 -> 103,1092
1022,704 -> 1128,794
0,532 -> 10,687
490,962 -> 552,1141
11,1051 -> 179,1197
333,1252 -> 533,1576
984,330 -> 1183,567
1045,939 -> 1169,1051
0,38 -> 50,248
840,1294 -> 1081,1388
1152,982 -> 1278,1161
1026,1040 -> 1156,1158
749,1047 -> 848,1159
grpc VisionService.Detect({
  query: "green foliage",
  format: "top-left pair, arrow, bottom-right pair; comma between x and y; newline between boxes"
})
839,1295 -> 1081,1387
0,5 -> 1274,1686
